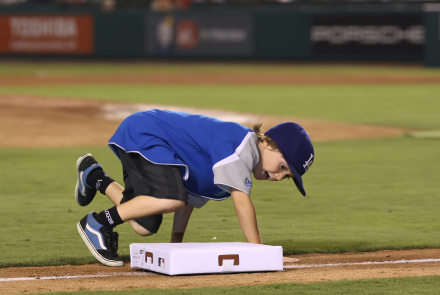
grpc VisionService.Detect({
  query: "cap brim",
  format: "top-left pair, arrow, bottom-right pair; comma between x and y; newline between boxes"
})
289,162 -> 306,196
293,177 -> 306,196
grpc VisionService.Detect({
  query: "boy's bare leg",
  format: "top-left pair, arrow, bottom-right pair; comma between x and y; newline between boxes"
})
104,182 -> 125,206
117,196 -> 186,221
104,182 -> 154,236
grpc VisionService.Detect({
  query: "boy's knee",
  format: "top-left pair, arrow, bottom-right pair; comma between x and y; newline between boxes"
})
129,221 -> 154,236
135,228 -> 154,237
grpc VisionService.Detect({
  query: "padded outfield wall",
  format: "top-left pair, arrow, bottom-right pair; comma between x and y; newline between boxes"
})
424,4 -> 440,66
0,3 -> 438,65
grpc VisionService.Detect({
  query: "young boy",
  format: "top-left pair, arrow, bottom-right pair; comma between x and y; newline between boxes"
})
75,109 -> 314,267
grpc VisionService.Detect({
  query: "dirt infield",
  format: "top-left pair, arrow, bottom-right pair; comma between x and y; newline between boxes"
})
0,94 -> 405,148
2,249 -> 440,294
1,67 -> 438,294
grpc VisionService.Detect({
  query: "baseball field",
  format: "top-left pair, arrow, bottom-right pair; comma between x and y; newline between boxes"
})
1,61 -> 440,294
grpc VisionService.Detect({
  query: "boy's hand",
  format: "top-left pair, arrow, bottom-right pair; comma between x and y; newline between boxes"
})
231,188 -> 262,244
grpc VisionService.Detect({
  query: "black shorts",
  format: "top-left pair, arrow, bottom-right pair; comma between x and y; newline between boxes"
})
118,148 -> 188,233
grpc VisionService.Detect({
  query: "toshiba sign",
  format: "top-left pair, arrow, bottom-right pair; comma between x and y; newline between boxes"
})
0,15 -> 93,54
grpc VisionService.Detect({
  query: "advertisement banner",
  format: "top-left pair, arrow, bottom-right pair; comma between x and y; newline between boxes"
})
145,14 -> 254,56
311,14 -> 424,56
0,15 -> 94,54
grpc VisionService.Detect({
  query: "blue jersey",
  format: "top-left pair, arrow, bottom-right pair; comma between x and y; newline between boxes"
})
108,110 -> 259,205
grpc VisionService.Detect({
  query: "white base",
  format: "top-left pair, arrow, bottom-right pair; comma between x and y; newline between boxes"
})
130,242 -> 283,275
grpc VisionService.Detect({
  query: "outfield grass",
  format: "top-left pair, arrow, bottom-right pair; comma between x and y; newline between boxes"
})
1,62 -> 440,76
35,276 -> 440,295
1,63 -> 440,130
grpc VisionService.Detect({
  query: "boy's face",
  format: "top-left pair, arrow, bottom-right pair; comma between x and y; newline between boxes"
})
253,140 -> 294,181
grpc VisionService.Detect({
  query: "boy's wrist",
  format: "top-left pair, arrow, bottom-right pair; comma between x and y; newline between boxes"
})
170,232 -> 185,243
246,236 -> 262,244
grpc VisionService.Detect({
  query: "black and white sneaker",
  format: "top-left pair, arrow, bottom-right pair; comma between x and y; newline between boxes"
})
77,212 -> 124,267
75,153 -> 103,206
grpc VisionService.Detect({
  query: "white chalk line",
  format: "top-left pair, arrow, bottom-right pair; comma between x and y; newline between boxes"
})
2,259 -> 439,282
284,258 -> 440,269
0,271 -> 153,282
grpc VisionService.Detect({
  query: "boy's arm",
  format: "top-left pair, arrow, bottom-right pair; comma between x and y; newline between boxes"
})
170,203 -> 194,243
231,188 -> 262,244
231,189 -> 299,263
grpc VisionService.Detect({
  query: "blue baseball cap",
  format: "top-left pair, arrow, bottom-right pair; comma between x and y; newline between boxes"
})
265,122 -> 315,196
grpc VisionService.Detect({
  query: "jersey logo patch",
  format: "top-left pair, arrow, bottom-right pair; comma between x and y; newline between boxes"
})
244,178 -> 252,187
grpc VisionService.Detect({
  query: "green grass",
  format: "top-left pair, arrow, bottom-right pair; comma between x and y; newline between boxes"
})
1,62 -> 440,76
0,84 -> 439,129
405,129 -> 440,139
34,276 -> 440,295
1,137 -> 439,267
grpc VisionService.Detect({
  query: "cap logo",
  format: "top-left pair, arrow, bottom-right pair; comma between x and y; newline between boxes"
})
303,154 -> 314,172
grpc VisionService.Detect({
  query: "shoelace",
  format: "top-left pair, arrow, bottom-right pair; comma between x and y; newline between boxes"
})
104,230 -> 119,257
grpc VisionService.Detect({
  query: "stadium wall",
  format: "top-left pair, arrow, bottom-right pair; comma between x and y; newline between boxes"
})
0,3 -> 438,65
424,5 -> 440,66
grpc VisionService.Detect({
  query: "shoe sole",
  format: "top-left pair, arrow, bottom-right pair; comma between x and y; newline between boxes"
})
75,153 -> 92,206
77,221 -> 124,267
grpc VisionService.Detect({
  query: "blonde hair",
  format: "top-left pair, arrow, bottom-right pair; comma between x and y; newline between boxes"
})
253,123 -> 281,152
